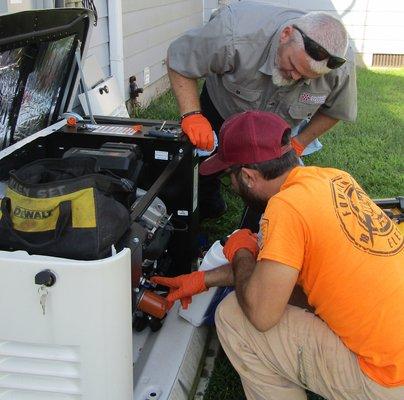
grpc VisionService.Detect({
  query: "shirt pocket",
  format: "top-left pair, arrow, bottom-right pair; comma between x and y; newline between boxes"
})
288,90 -> 329,121
222,79 -> 261,106
288,102 -> 320,122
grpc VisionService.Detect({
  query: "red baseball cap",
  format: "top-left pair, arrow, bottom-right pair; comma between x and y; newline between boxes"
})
200,111 -> 292,176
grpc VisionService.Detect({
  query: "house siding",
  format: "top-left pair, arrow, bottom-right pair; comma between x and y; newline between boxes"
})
4,0 -> 402,107
66,0 -> 110,109
213,0 -> 404,67
122,0 -> 203,106
83,0 -> 110,79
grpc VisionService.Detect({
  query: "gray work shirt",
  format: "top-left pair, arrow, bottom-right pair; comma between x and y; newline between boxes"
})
167,1 -> 357,128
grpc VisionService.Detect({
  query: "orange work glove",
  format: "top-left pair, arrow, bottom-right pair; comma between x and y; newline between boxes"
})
150,271 -> 207,310
181,113 -> 214,151
223,229 -> 259,263
291,137 -> 305,156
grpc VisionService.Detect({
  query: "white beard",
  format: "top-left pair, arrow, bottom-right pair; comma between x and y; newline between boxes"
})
272,66 -> 295,87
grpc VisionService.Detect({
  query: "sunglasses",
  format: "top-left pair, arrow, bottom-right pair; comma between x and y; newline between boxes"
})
292,25 -> 346,69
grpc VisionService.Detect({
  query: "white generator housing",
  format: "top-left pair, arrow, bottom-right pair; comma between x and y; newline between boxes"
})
0,249 -> 133,399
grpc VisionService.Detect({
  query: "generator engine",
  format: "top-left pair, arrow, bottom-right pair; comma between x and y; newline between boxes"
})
129,190 -> 174,332
63,142 -> 177,332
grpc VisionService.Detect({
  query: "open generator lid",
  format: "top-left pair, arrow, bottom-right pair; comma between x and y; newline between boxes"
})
0,8 -> 93,151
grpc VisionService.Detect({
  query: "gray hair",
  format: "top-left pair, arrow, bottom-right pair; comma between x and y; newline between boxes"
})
291,12 -> 348,74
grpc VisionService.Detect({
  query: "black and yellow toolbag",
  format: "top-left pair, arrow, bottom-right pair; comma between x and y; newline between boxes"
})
0,157 -> 131,260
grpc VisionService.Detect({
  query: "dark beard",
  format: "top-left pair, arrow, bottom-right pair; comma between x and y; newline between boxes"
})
236,174 -> 267,213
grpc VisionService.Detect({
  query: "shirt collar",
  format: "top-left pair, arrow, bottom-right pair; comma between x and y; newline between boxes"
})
280,166 -> 303,191
259,30 -> 280,76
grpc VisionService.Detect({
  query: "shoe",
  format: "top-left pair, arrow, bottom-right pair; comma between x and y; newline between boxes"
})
199,197 -> 227,221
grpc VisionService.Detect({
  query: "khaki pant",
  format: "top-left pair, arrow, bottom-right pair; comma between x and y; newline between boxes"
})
215,292 -> 404,400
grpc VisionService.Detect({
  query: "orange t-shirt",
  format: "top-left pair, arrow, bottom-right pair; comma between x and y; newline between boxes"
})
257,166 -> 404,387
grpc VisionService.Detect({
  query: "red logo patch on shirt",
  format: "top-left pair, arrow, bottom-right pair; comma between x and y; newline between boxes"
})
299,92 -> 326,105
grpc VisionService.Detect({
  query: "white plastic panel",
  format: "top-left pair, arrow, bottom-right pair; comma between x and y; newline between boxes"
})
133,304 -> 208,400
0,249 -> 133,400
78,76 -> 129,117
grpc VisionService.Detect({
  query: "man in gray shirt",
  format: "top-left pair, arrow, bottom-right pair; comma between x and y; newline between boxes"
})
167,1 -> 357,220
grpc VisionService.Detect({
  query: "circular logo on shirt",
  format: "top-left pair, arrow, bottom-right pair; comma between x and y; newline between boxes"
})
331,175 -> 403,256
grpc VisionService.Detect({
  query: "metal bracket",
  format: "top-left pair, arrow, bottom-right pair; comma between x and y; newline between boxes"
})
74,41 -> 96,125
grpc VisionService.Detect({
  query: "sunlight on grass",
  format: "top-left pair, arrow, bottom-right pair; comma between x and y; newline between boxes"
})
305,68 -> 404,199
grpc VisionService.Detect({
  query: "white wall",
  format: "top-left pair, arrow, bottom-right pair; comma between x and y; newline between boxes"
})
1,0 -> 36,13
213,0 -> 404,67
4,0 -> 401,107
85,0 -> 110,79
121,0 -> 203,106
204,0 -> 219,22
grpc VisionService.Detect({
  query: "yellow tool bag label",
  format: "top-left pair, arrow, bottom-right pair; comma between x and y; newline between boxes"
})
0,157 -> 130,260
3,187 -> 96,232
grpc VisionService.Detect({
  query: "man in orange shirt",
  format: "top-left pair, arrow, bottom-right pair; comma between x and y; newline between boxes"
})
152,111 -> 404,399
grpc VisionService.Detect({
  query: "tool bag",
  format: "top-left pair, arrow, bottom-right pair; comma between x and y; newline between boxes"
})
0,157 -> 131,260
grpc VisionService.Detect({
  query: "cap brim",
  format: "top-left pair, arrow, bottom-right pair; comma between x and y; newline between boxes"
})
199,153 -> 232,176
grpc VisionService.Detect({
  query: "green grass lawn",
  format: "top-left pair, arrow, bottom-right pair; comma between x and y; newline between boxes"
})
135,67 -> 404,399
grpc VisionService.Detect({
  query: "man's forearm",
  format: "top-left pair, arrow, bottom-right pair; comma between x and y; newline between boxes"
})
295,112 -> 339,147
167,66 -> 200,115
232,249 -> 256,314
204,263 -> 234,288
